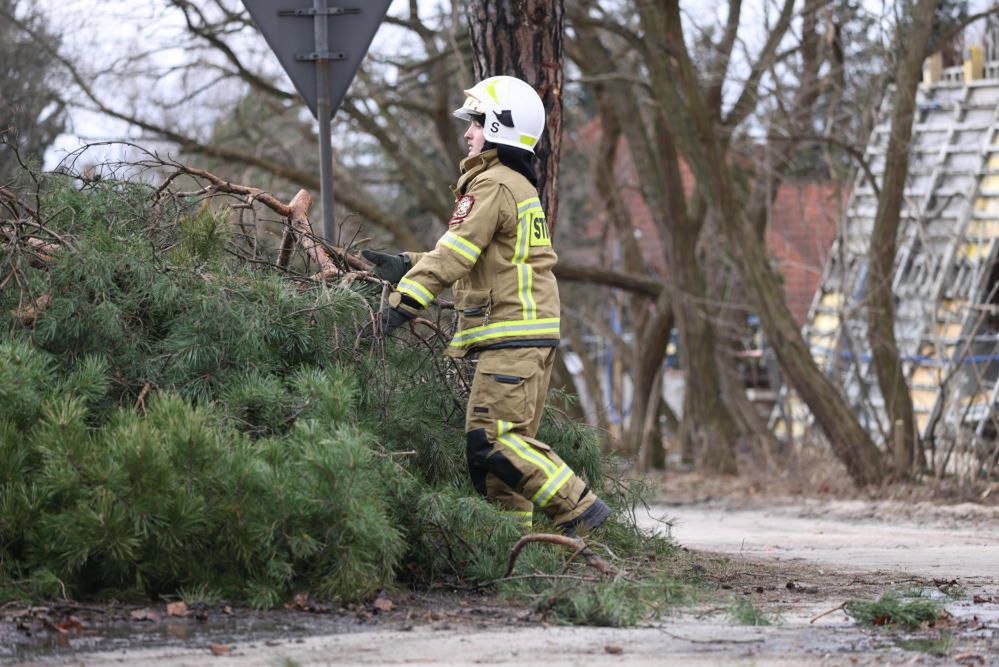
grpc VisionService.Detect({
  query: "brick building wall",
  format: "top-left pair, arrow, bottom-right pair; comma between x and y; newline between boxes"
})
563,119 -> 842,326
765,182 -> 845,325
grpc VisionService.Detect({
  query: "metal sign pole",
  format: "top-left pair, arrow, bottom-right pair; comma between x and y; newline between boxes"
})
313,0 -> 336,245
244,0 -> 391,244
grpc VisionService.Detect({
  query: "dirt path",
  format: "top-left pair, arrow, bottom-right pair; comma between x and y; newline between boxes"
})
10,498 -> 999,666
648,497 -> 999,581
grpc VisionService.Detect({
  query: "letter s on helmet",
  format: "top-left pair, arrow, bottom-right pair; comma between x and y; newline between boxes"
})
453,76 -> 545,154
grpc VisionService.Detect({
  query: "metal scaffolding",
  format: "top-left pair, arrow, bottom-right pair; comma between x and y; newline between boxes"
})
773,51 -> 999,473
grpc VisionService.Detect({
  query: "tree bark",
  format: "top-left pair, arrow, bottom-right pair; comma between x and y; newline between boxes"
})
467,0 -> 564,233
569,3 -> 741,473
658,128 -> 738,474
865,0 -> 938,477
649,0 -> 886,486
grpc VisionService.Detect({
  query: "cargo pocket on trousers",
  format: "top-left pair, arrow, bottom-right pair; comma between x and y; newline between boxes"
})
475,355 -> 536,425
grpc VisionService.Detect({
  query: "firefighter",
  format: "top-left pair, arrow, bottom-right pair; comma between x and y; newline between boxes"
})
362,76 -> 610,535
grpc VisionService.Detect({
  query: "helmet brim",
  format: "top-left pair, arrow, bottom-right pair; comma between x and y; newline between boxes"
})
454,92 -> 486,122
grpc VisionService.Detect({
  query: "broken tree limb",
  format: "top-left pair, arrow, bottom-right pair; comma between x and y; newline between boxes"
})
157,163 -> 667,300
504,534 -> 617,578
282,189 -> 337,277
158,164 -> 294,217
157,164 -> 311,272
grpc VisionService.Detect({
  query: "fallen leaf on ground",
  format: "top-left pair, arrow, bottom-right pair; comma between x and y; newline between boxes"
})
373,596 -> 393,612
287,592 -> 309,610
285,592 -> 330,613
972,595 -> 996,604
953,653 -> 985,665
49,617 -> 85,633
209,643 -> 231,656
130,608 -> 160,622
166,601 -> 189,617
221,605 -> 233,615
604,644 -> 624,655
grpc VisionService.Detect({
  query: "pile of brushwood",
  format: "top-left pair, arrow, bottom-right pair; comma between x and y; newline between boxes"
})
0,171 -> 686,625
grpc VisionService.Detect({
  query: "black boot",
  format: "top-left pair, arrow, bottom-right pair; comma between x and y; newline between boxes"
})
558,498 -> 611,537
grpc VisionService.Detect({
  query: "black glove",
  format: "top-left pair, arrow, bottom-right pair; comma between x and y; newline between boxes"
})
379,306 -> 414,337
361,249 -> 411,285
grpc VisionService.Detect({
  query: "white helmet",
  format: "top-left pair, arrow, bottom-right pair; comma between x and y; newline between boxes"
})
453,76 -> 546,153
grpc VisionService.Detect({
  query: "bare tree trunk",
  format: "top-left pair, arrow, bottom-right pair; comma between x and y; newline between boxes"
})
649,0 -> 886,486
865,0 -> 938,477
626,299 -> 674,468
562,316 -> 613,449
589,86 -> 676,465
665,174 -> 738,474
672,265 -> 739,474
637,366 -> 666,470
568,5 -> 742,473
548,349 -> 587,421
702,214 -> 783,465
467,0 -> 564,233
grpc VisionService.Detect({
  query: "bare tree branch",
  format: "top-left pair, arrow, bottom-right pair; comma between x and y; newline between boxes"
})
722,0 -> 797,130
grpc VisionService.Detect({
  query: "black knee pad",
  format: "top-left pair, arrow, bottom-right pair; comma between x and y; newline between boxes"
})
466,429 -> 491,496
465,428 -> 525,495
466,428 -> 491,463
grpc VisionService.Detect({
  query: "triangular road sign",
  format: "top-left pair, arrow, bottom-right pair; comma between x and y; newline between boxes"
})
242,0 -> 392,120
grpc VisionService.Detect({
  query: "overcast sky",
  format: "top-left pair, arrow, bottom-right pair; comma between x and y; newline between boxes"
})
34,0 -> 415,168
29,0 -> 996,169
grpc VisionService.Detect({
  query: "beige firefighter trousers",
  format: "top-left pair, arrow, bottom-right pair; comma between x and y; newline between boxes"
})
464,346 -> 598,528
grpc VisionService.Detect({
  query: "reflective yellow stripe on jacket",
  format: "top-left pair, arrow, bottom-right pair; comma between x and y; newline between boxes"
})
514,197 -> 543,319
440,231 -> 482,264
398,277 -> 434,307
451,318 -> 560,347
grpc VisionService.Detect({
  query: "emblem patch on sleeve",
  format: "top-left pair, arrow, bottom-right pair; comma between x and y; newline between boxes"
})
449,195 -> 475,225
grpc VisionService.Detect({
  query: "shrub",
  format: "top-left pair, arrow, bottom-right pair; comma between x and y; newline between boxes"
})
0,176 -> 674,616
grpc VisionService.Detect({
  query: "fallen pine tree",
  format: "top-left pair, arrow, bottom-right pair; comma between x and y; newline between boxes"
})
0,164 -> 683,624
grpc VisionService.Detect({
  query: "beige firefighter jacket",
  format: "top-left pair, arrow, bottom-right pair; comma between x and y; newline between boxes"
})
393,149 -> 559,358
